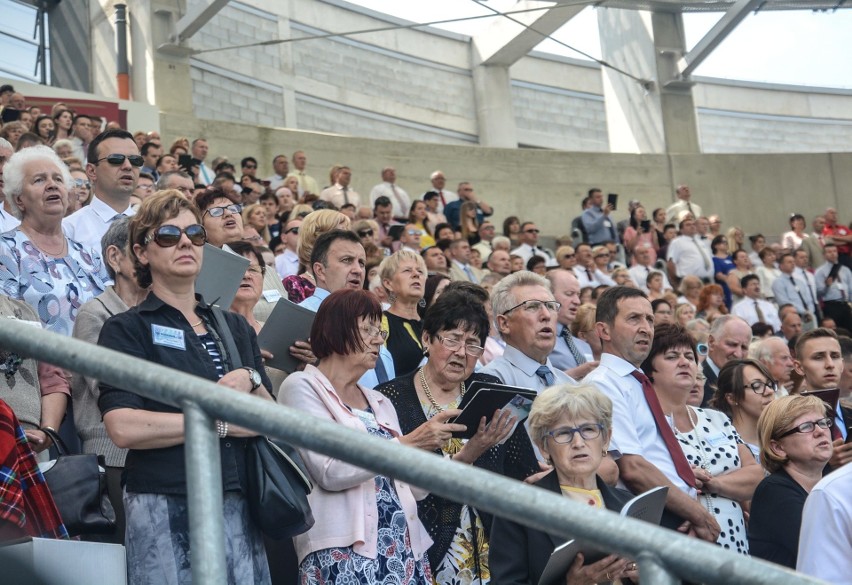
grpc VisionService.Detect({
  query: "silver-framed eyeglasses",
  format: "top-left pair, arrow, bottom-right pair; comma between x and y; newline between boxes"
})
361,325 -> 389,341
204,203 -> 242,218
744,379 -> 776,395
546,423 -> 604,444
435,334 -> 484,357
502,299 -> 561,316
777,417 -> 832,439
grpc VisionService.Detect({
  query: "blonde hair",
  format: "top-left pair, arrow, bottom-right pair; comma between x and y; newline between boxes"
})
378,249 -> 427,296
570,303 -> 597,337
241,203 -> 271,242
297,209 -> 351,268
556,245 -> 575,265
528,384 -> 612,453
757,394 -> 829,474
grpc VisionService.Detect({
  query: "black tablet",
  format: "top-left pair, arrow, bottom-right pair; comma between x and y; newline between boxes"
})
450,381 -> 537,439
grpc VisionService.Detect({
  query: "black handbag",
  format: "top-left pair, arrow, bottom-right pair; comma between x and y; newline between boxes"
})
209,306 -> 314,539
246,436 -> 314,539
39,428 -> 116,537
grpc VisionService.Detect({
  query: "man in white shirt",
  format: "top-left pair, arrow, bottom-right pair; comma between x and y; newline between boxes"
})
481,271 -> 574,391
731,275 -> 782,332
274,218 -> 302,279
69,114 -> 94,164
397,224 -> 422,253
584,286 -> 720,542
667,217 -> 713,284
0,138 -> 20,232
321,166 -> 360,209
572,243 -> 601,288
369,167 -> 410,222
665,184 -> 702,223
815,243 -> 852,331
191,138 -> 213,185
424,170 -> 457,212
286,150 -> 319,196
63,129 -> 139,252
511,222 -> 555,266
629,245 -> 672,292
264,154 -> 289,192
472,221 -> 496,260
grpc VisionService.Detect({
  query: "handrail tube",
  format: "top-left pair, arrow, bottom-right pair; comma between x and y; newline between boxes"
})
0,320 -> 823,585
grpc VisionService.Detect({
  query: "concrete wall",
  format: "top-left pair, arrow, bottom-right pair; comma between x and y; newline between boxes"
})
160,111 -> 852,241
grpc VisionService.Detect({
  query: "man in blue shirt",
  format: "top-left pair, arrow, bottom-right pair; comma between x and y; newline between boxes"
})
815,243 -> 852,331
444,182 -> 493,230
581,189 -> 618,246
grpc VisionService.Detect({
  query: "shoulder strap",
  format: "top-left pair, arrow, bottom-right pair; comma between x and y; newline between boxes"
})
210,306 -> 243,370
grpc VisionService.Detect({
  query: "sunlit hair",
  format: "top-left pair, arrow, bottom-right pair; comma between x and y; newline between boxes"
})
696,284 -> 728,315
378,249 -> 427,293
490,270 -> 550,317
310,289 -> 382,359
528,384 -> 612,452
297,209 -> 350,269
757,394 -> 830,474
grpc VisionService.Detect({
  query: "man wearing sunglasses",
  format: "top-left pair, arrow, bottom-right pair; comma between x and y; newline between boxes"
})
794,328 -> 852,470
274,218 -> 301,279
510,221 -> 555,267
63,128 -> 140,254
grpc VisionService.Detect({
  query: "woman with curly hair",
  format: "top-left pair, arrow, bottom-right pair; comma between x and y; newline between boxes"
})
696,283 -> 729,323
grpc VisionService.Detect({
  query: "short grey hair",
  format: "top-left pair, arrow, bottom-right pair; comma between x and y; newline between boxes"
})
0,137 -> 13,156
157,170 -> 192,190
101,217 -> 131,280
491,270 -> 550,317
491,235 -> 511,250
528,384 -> 613,451
751,336 -> 787,363
709,314 -> 743,338
3,145 -> 73,219
52,138 -> 73,153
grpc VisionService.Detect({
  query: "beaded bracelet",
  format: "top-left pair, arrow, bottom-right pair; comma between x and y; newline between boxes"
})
216,420 -> 229,438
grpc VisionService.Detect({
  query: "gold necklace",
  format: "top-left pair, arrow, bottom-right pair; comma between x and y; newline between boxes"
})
418,367 -> 465,412
22,228 -> 66,257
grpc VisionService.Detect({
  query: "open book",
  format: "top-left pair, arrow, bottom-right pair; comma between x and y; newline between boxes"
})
538,486 -> 668,585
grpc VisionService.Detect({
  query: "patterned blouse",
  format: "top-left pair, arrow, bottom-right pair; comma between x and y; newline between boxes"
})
0,229 -> 109,336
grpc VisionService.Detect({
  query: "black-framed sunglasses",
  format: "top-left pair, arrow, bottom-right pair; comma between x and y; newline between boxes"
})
285,226 -> 300,235
203,204 -> 242,218
94,154 -> 144,167
144,224 -> 207,247
357,229 -> 374,238
776,417 -> 832,440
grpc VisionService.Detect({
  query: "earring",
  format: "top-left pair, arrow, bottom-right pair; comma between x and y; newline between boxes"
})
418,297 -> 427,308
601,449 -> 608,457
387,292 -> 396,304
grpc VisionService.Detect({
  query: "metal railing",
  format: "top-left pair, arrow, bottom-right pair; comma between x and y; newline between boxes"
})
0,319 -> 824,585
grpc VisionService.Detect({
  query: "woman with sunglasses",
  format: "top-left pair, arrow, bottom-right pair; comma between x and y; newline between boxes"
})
0,146 -> 108,336
748,394 -> 834,569
98,191 -> 274,585
281,289 -> 458,584
642,325 -> 762,555
352,219 -> 384,262
490,384 -> 638,585
378,287 -> 537,584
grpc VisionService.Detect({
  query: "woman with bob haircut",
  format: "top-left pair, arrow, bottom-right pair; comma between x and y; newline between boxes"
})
98,191 -> 274,585
489,384 -> 638,585
378,287 -> 537,583
280,288 -> 465,584
748,394 -> 834,568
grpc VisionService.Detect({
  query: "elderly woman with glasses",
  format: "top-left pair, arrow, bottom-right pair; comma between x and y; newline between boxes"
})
709,359 -> 777,461
490,384 -> 638,585
0,145 -> 108,335
280,288 -> 464,584
747,395 -> 834,569
378,287 -> 538,583
378,249 -> 429,376
98,191 -> 274,585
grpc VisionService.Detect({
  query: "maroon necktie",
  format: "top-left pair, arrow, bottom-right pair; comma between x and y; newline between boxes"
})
631,370 -> 696,488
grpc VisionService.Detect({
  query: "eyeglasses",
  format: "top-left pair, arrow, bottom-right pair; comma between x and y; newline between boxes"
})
285,227 -> 300,235
561,254 -> 575,259
502,299 -> 561,316
744,379 -> 776,395
144,224 -> 207,247
73,178 -> 91,190
435,335 -> 484,357
361,325 -> 389,341
595,253 -> 611,258
357,229 -> 373,238
546,423 -> 604,444
524,228 -> 540,234
246,264 -> 264,276
243,164 -> 257,169
136,183 -> 154,191
94,154 -> 144,167
776,417 -> 833,439
407,229 -> 423,236
203,204 -> 242,218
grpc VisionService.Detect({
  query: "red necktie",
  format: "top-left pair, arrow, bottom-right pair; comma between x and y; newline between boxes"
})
631,370 -> 696,489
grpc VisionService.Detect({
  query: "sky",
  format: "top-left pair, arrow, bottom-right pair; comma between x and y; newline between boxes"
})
348,1 -> 852,89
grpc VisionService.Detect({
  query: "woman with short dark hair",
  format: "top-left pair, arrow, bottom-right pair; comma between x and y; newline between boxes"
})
280,289 -> 451,584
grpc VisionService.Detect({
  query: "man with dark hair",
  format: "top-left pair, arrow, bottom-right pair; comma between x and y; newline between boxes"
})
571,194 -> 592,244
731,274 -> 781,331
70,113 -> 95,163
240,156 -> 258,178
585,286 -> 720,543
298,230 -> 394,387
191,138 -> 212,185
156,153 -> 178,177
447,239 -> 483,284
140,141 -> 163,181
64,128 -> 139,251
510,221 -> 553,266
373,195 -> 397,249
773,252 -> 818,332
264,154 -> 289,192
794,328 -> 852,469
815,243 -> 852,331
581,188 -> 618,246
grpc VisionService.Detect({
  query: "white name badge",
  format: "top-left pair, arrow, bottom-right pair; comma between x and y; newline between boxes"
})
152,324 -> 186,350
604,220 -> 612,228
705,432 -> 728,448
262,289 -> 282,303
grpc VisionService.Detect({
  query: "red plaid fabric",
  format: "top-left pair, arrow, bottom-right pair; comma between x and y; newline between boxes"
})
0,399 -> 68,540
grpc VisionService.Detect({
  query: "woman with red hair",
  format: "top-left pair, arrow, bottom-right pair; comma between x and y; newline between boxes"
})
696,283 -> 728,323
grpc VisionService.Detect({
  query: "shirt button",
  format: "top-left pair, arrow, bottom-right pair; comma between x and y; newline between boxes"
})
225,442 -> 231,448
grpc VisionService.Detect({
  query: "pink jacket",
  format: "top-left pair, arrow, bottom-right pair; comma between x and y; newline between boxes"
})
279,365 -> 432,563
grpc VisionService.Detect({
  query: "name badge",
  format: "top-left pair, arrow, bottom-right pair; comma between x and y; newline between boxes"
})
705,432 -> 727,448
152,324 -> 186,350
604,220 -> 612,228
262,289 -> 282,303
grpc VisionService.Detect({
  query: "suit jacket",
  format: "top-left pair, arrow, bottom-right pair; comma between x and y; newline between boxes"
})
701,360 -> 718,407
489,471 -> 633,585
800,233 -> 825,268
448,262 -> 485,284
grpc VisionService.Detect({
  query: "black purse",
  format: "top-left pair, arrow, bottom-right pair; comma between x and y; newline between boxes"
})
39,428 -> 116,537
209,307 -> 315,539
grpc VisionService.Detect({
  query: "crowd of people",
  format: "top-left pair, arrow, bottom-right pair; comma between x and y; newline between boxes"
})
2,84 -> 852,584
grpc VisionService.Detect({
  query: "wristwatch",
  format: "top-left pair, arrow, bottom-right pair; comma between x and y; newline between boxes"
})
243,367 -> 262,392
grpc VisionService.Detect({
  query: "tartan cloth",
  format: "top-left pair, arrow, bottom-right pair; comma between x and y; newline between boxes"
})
0,399 -> 68,539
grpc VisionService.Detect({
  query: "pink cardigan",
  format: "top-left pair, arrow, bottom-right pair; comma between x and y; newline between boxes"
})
278,365 -> 433,563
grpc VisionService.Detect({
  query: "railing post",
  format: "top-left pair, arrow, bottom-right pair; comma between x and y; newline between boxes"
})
183,401 -> 227,585
637,551 -> 681,585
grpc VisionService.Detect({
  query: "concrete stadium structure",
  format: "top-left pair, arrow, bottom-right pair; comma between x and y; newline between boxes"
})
4,0 -> 852,237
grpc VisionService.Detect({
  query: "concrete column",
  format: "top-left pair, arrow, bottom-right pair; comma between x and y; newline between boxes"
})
598,8 -> 700,154
472,64 -> 517,148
